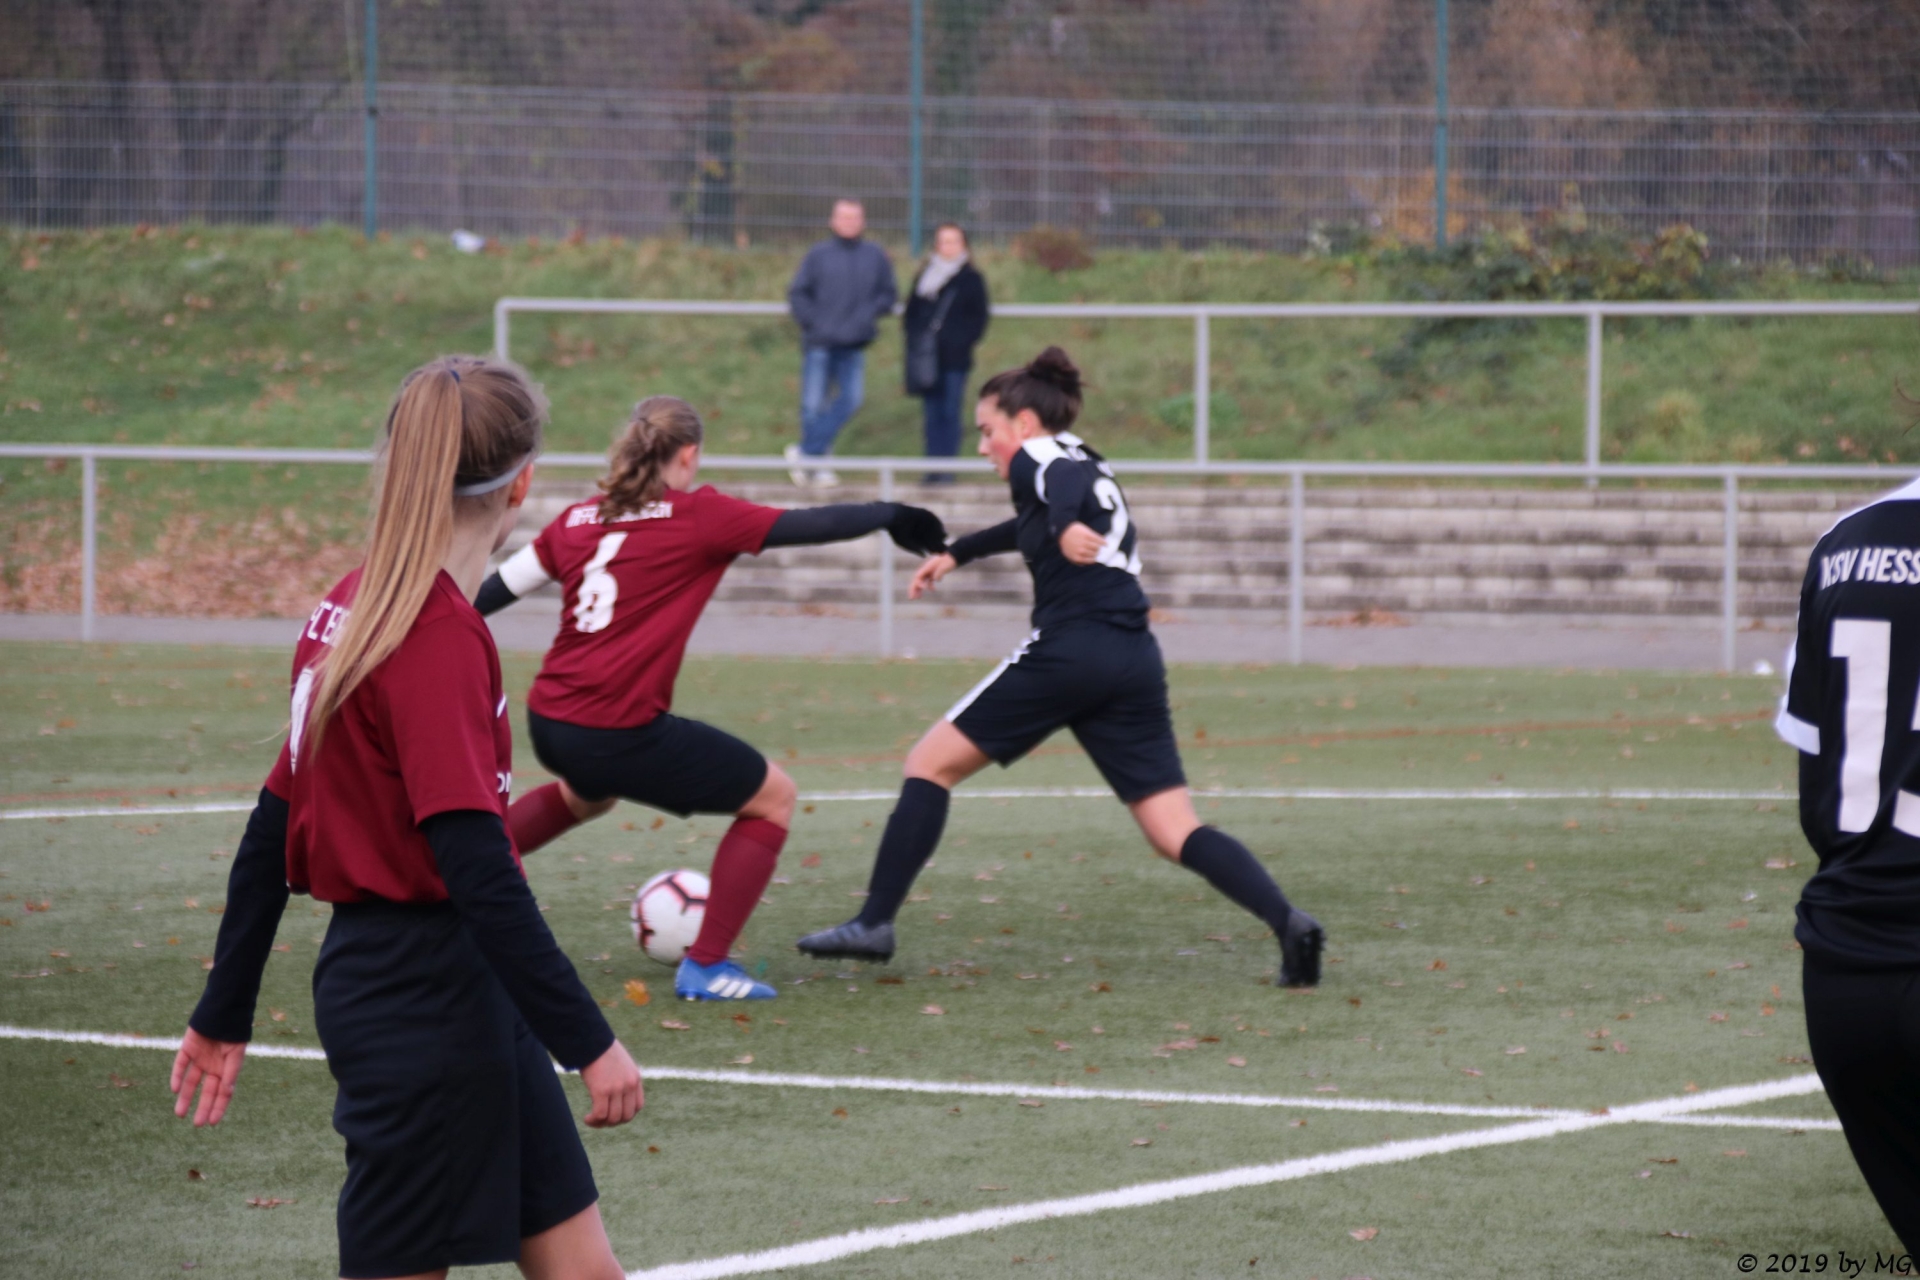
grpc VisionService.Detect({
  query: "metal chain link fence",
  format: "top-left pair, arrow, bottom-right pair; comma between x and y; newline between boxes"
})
3,0 -> 1917,263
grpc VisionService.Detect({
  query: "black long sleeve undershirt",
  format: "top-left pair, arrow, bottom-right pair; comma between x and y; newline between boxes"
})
474,572 -> 518,617
188,788 -> 292,1044
763,502 -> 899,548
420,809 -> 615,1071
1040,462 -> 1094,539
949,518 -> 1019,566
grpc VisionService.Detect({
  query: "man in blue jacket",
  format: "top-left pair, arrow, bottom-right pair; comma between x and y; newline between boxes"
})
786,199 -> 898,488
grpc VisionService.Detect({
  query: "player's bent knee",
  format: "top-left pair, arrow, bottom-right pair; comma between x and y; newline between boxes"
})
744,762 -> 798,827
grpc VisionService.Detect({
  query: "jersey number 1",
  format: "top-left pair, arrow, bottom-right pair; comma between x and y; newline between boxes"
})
574,533 -> 628,634
1830,618 -> 1920,833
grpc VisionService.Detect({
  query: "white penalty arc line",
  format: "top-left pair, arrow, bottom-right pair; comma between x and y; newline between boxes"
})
623,1073 -> 1831,1280
0,1025 -> 1836,1133
0,787 -> 1793,822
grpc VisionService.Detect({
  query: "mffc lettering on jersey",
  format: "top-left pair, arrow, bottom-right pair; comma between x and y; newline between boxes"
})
303,600 -> 350,646
1819,546 -> 1920,590
564,501 -> 673,528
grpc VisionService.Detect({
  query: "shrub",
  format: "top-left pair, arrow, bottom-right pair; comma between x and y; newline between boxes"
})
1016,225 -> 1095,274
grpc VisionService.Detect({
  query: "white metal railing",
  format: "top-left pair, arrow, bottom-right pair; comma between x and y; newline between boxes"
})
4,441 -> 1914,671
492,296 -> 1920,471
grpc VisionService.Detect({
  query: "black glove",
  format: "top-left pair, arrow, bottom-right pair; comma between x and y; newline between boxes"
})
886,504 -> 949,556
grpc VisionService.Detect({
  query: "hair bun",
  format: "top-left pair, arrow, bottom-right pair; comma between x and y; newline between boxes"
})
1025,346 -> 1083,398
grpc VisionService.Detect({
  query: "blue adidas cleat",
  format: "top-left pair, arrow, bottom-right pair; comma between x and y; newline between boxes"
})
675,957 -> 777,1001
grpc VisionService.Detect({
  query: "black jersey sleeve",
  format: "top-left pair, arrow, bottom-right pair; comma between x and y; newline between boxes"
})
1776,557 -> 1824,758
421,809 -> 616,1070
188,788 -> 292,1044
1038,454 -> 1094,539
950,518 -> 1020,566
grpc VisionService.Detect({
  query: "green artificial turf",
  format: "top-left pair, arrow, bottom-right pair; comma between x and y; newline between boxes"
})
0,643 -> 1897,1278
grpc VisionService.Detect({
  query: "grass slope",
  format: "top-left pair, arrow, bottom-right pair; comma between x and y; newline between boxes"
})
0,643 -> 1889,1277
2,226 -> 1915,613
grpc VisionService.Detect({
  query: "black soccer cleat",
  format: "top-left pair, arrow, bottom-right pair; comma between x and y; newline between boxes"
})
1278,908 -> 1325,988
796,919 -> 896,963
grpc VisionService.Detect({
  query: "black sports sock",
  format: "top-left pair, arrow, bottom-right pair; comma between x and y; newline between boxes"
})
856,778 -> 951,926
1179,826 -> 1293,935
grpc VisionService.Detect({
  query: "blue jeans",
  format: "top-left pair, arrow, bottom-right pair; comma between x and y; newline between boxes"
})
799,345 -> 865,458
921,368 -> 969,474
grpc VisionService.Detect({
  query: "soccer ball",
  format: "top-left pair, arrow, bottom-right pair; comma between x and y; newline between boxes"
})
631,869 -> 709,966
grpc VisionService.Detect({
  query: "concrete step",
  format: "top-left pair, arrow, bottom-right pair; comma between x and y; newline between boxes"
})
504,479 -> 1872,621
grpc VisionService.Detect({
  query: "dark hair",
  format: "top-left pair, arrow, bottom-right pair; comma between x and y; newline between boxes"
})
977,346 -> 1083,433
598,395 -> 704,518
932,221 -> 969,250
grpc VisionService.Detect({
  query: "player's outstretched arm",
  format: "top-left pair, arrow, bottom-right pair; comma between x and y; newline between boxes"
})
173,786 -> 292,1126
762,503 -> 947,557
474,543 -> 557,617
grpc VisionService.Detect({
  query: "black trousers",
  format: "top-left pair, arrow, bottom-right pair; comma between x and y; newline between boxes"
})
1804,955 -> 1920,1255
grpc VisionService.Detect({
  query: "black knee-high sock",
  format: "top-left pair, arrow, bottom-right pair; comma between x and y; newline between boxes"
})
856,778 -> 951,926
1179,827 -> 1293,934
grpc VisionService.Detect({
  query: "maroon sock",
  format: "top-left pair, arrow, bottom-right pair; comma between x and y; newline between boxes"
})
686,817 -> 788,966
508,782 -> 585,856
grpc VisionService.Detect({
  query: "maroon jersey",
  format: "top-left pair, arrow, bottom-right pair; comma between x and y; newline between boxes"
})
500,486 -> 782,729
264,568 -> 518,903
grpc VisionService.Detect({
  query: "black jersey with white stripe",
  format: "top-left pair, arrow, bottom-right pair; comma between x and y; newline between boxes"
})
1005,431 -> 1151,631
1778,476 -> 1920,967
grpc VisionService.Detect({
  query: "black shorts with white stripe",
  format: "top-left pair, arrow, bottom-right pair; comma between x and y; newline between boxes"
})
946,619 -> 1186,804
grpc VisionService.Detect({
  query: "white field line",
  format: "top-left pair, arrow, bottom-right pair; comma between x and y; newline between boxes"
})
623,1073 -> 1829,1280
0,786 -> 1791,822
0,1024 -> 1836,1132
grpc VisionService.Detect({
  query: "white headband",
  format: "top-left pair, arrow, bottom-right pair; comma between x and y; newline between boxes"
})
453,453 -> 532,497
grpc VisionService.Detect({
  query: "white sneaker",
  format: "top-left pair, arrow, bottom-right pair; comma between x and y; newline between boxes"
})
814,467 -> 840,488
784,444 -> 811,488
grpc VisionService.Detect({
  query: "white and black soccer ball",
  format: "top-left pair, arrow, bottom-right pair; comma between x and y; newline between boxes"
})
631,869 -> 709,966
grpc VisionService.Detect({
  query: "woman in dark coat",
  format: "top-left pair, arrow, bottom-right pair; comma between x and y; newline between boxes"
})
902,222 -> 990,479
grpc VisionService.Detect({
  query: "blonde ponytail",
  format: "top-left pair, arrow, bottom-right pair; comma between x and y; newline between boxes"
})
303,355 -> 546,756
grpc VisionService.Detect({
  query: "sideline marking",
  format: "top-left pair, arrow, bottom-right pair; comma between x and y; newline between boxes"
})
622,1073 -> 1828,1280
1,786 -> 1792,821
0,1025 -> 1835,1133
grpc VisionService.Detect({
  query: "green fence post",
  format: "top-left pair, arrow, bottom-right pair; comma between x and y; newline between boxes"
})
363,0 -> 378,241
1434,0 -> 1449,249
909,0 -> 924,255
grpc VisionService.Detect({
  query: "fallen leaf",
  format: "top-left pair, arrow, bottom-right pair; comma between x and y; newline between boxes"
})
1054,1041 -> 1073,1052
1131,1137 -> 1152,1146
1505,1046 -> 1527,1055
1708,1012 -> 1728,1022
875,1196 -> 909,1205
624,979 -> 651,1006
1650,1156 -> 1679,1164
1427,958 -> 1447,971
1349,1227 -> 1379,1241
1461,1068 -> 1483,1077
1660,1229 -> 1693,1239
186,1168 -> 204,1181
730,1054 -> 754,1065
244,1197 -> 291,1209
658,1019 -> 691,1031
977,1184 -> 1009,1191
921,1005 -> 944,1016
832,1108 -> 848,1119
800,853 -> 822,868
1227,1055 -> 1248,1068
1017,1098 -> 1045,1108
1727,918 -> 1749,930
1722,1149 -> 1748,1158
